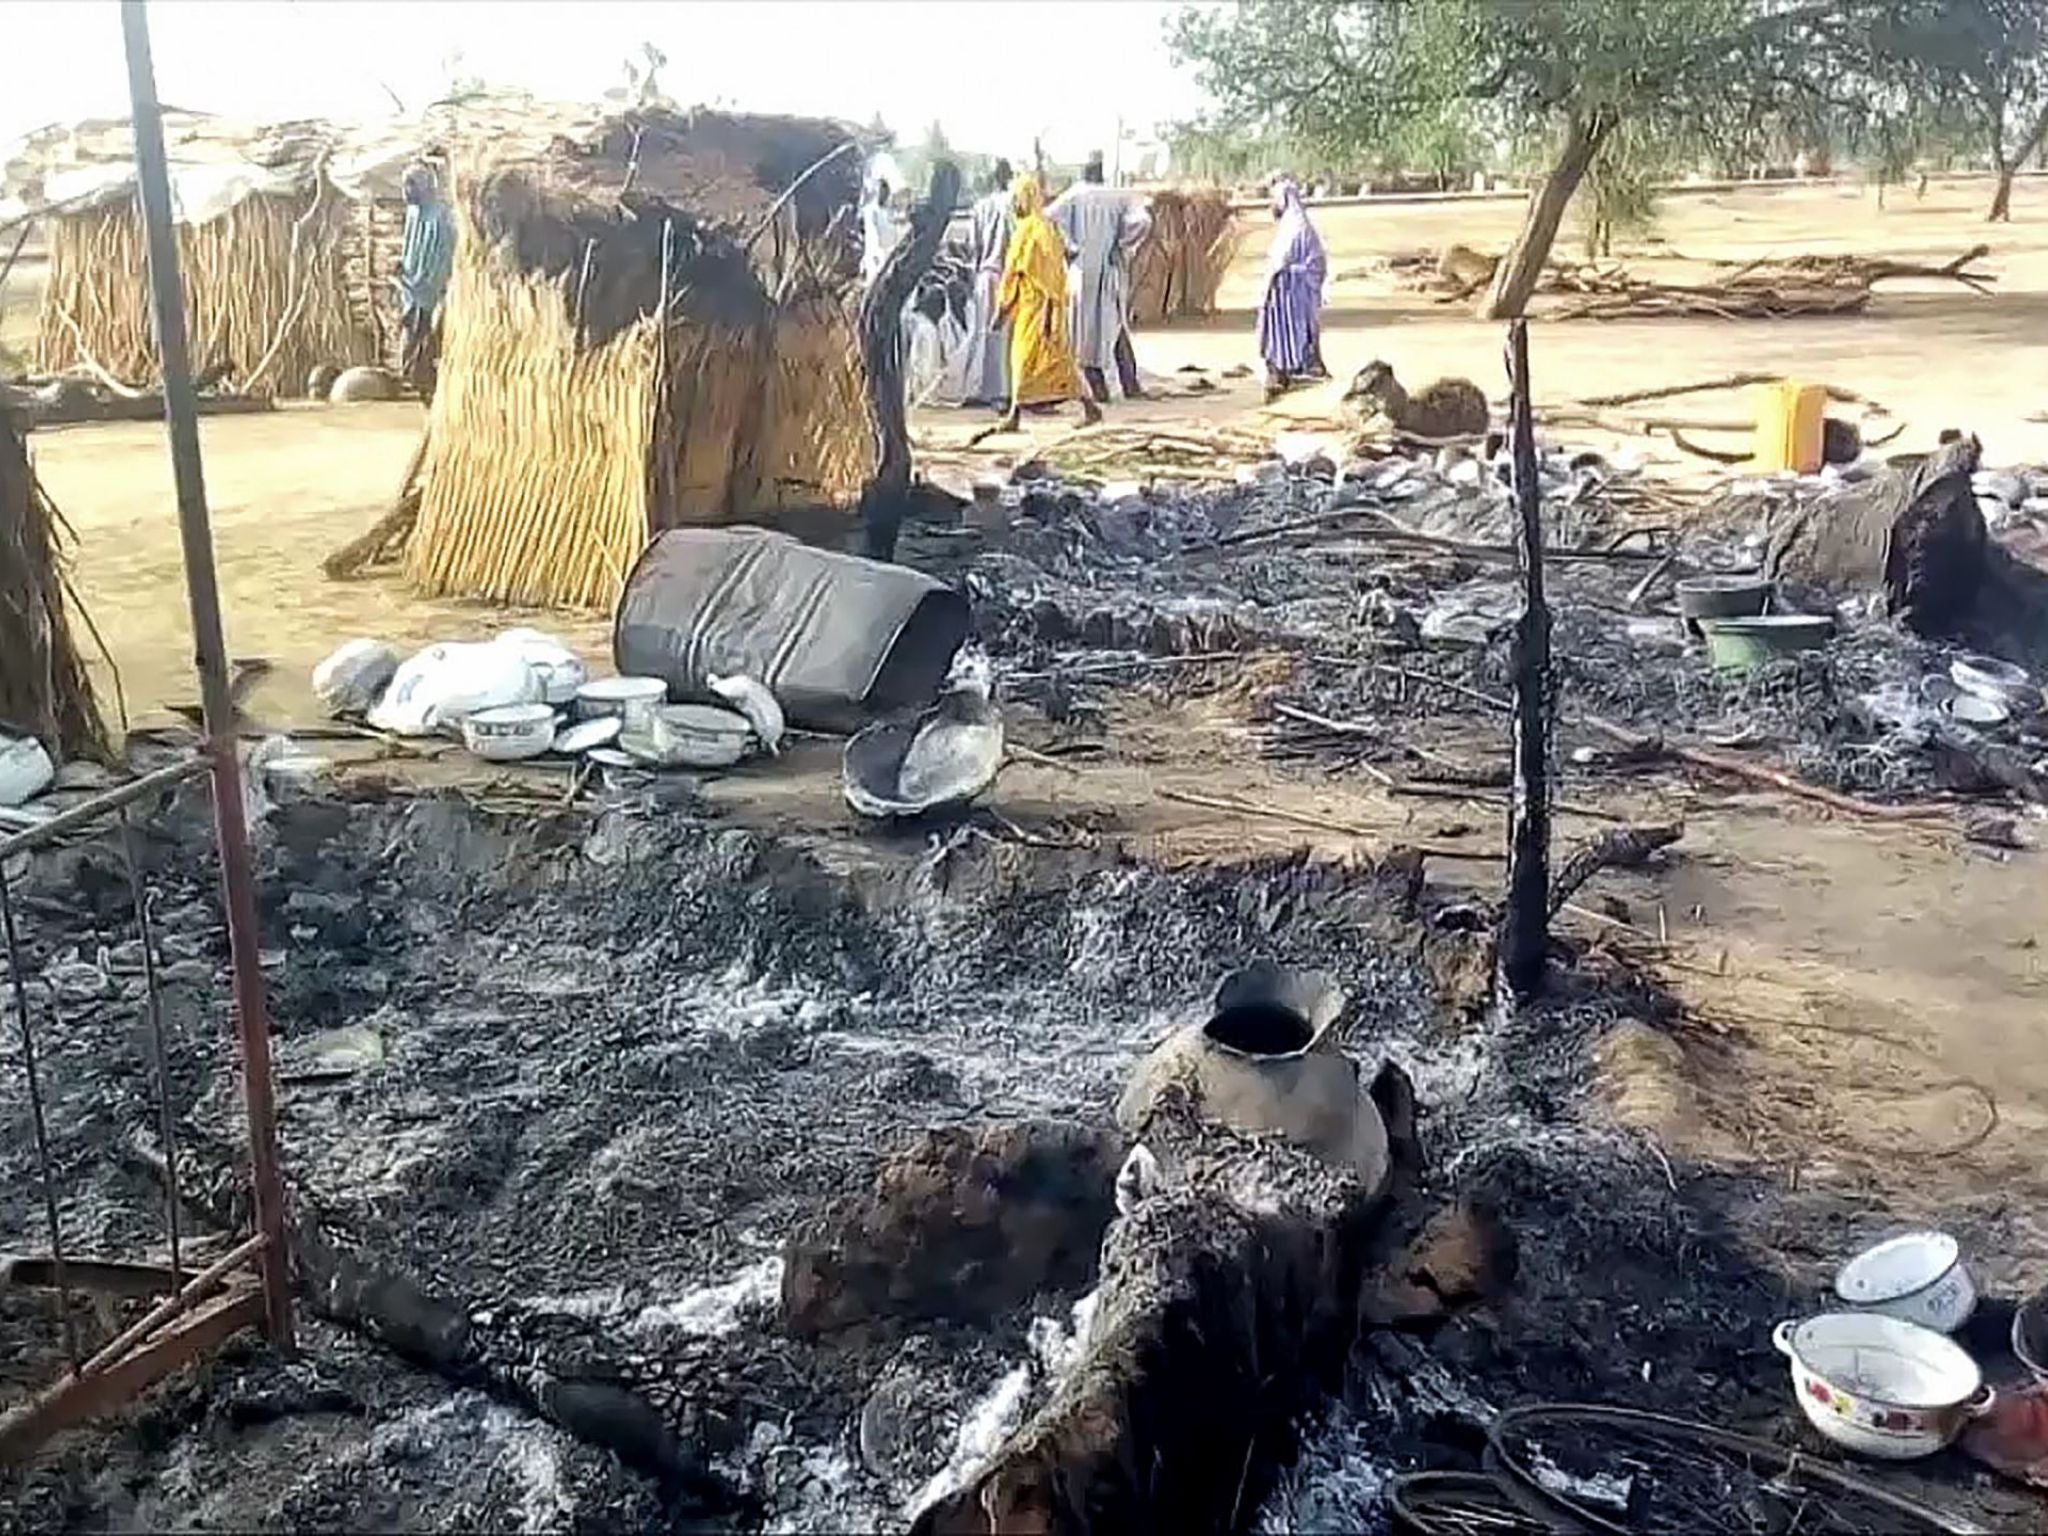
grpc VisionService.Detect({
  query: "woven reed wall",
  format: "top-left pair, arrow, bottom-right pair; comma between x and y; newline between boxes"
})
1129,189 -> 1240,325
36,190 -> 378,397
407,229 -> 657,610
735,298 -> 872,514
1,411 -> 110,762
408,217 -> 866,611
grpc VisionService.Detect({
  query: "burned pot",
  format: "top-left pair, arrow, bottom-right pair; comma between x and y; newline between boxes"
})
1115,962 -> 1390,1198
843,664 -> 1003,820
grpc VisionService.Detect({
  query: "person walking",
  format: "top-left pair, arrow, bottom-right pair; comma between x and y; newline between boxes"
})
1256,176 -> 1327,402
860,177 -> 903,288
994,174 -> 1101,432
1047,151 -> 1149,402
960,158 -> 1014,407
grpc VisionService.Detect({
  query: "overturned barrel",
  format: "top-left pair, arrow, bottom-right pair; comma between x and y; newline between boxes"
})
613,528 -> 969,731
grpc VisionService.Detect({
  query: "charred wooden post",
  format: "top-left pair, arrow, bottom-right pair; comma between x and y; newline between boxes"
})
1497,319 -> 1553,1005
128,1131 -> 743,1514
857,159 -> 962,562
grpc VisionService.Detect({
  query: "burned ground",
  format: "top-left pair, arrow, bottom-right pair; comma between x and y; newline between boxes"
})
4,460 -> 2046,1530
2,767 -> 2032,1531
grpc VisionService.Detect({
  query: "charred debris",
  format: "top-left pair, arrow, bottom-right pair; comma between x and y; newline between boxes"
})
8,313 -> 2048,1535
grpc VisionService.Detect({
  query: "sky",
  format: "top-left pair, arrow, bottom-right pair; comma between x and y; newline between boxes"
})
3,1 -> 1213,165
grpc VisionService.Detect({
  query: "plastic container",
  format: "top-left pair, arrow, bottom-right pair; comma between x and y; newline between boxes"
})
1700,614 -> 1833,670
1753,380 -> 1828,475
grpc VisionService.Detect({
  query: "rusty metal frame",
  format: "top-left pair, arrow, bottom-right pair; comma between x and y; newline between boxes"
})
0,0 -> 295,1464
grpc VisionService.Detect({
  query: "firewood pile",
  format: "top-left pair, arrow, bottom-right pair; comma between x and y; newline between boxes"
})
1374,244 -> 1997,321
1549,244 -> 1996,321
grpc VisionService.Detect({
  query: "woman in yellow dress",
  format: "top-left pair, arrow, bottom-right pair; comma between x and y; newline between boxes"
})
994,174 -> 1101,432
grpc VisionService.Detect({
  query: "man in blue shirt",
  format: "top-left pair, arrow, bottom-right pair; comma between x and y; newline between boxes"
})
396,161 -> 455,398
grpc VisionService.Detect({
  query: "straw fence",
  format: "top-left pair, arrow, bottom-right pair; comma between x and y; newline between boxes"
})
1,409 -> 109,762
405,215 -> 870,611
407,232 -> 657,610
36,188 -> 378,398
1130,189 -> 1240,324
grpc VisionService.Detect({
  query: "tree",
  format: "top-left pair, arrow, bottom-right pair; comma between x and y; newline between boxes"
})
1864,0 -> 2048,220
1169,0 -> 1848,317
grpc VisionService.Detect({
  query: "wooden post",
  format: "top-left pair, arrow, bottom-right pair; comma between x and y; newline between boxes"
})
856,158 -> 961,562
1497,319 -> 1553,1005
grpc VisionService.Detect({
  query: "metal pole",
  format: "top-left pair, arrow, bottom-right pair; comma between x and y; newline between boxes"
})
119,0 -> 293,1353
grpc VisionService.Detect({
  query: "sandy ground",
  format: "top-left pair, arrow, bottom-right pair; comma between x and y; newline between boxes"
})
17,175 -> 2048,1286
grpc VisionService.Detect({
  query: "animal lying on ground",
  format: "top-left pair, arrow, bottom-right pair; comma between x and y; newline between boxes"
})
1437,244 -> 1497,299
1343,360 -> 1490,443
1885,430 -> 1987,637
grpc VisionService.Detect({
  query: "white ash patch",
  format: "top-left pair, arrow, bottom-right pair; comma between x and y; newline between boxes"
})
632,1254 -> 785,1337
907,1363 -> 1033,1519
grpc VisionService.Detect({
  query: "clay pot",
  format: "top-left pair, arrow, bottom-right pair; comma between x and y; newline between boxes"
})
1116,962 -> 1390,1197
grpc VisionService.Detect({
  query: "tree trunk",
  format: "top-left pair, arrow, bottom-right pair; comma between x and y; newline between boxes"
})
1477,110 -> 1612,321
1992,108 -> 2048,223
1989,159 -> 2014,222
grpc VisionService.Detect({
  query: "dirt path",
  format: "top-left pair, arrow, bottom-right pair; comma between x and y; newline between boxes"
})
24,175 -> 2048,1294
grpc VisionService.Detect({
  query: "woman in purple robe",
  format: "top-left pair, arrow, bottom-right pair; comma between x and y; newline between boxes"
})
1257,177 -> 1326,402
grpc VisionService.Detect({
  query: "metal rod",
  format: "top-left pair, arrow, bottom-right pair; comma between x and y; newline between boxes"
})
120,0 -> 294,1354
119,807 -> 183,1291
0,1287 -> 266,1464
79,1232 -> 264,1376
0,756 -> 207,860
0,867 -> 82,1371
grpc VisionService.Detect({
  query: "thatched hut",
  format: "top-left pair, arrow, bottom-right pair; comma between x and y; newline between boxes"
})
1129,188 -> 1240,325
0,405 -> 109,763
2,112 -> 419,397
402,103 -> 870,610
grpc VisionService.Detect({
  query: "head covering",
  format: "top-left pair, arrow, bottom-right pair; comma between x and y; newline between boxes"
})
1011,173 -> 1045,217
402,162 -> 437,204
1270,176 -> 1303,218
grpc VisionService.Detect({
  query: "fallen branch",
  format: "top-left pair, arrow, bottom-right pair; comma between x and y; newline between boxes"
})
323,432 -> 427,579
1155,785 -> 1494,859
1581,716 -> 1946,822
1548,822 -> 1684,917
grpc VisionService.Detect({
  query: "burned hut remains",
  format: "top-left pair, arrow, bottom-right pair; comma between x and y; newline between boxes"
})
0,406 -> 108,762
1127,187 -> 1238,324
401,105 -> 873,610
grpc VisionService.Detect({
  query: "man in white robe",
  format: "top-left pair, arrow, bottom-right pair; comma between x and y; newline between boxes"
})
861,178 -> 903,288
1047,151 -> 1151,402
959,159 -> 1014,407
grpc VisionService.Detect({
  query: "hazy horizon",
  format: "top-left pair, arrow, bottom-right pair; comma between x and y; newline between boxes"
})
4,1 -> 1212,166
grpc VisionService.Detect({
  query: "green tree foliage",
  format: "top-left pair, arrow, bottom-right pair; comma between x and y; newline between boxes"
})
1860,0 -> 2048,218
1169,0 -> 1850,315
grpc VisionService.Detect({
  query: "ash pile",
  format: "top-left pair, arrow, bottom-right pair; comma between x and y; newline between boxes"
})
934,430 -> 2048,817
0,788 -> 1475,1530
11,773 -> 2021,1533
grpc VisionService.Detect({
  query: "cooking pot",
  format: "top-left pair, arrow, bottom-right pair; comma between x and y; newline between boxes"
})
1773,1312 -> 1993,1459
1116,963 -> 1390,1198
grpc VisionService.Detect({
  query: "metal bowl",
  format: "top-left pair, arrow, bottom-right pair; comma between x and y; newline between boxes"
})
1675,574 -> 1771,635
461,702 -> 558,762
1834,1231 -> 1976,1334
843,694 -> 1004,819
